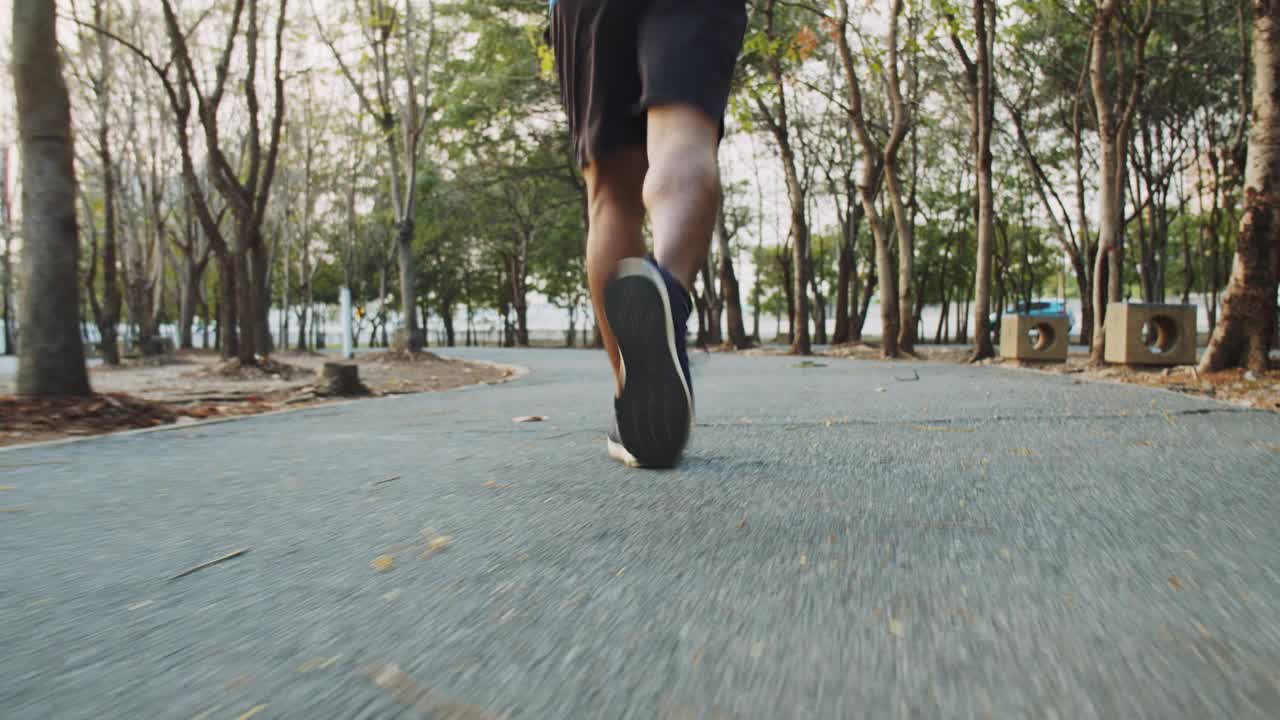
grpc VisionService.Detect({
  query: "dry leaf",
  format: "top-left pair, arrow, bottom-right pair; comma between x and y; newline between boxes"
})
1168,576 -> 1184,590
750,641 -> 764,659
371,555 -> 395,572
1010,448 -> 1037,456
512,415 -> 547,423
888,618 -> 904,637
799,553 -> 808,567
737,517 -> 747,529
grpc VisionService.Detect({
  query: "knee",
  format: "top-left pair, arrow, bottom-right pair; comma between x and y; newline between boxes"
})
643,140 -> 719,211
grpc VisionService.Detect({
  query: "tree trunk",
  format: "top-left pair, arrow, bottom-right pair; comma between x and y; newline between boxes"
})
778,249 -> 795,343
218,252 -> 238,359
396,218 -> 421,351
91,0 -> 123,366
13,0 -> 92,395
1088,0 -> 1155,363
700,260 -> 723,345
718,209 -> 749,348
179,247 -> 206,351
832,208 -> 853,344
1200,0 -> 1279,373
252,236 -> 272,355
758,0 -> 810,355
969,0 -> 997,361
810,258 -> 827,345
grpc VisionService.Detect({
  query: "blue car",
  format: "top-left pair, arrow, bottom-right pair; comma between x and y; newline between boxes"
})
992,301 -> 1075,334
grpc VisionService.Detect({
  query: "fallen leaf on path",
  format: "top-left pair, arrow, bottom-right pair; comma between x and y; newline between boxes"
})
737,517 -> 747,529
371,555 -> 395,572
799,553 -> 808,567
420,532 -> 452,559
750,641 -> 765,659
512,415 -> 547,423
888,618 -> 904,637
225,675 -> 252,691
484,480 -> 511,490
236,705 -> 267,720
1168,576 -> 1184,590
999,548 -> 1011,559
1134,440 -> 1153,447
1010,448 -> 1037,456
298,656 -> 342,673
189,705 -> 223,720
367,663 -> 503,719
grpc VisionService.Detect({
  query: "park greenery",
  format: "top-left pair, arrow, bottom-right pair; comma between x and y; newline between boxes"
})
4,0 -> 1278,397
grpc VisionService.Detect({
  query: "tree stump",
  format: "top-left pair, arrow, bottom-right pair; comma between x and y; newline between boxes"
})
316,363 -> 369,397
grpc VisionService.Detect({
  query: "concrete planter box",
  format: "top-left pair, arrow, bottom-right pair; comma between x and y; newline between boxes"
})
1103,303 -> 1197,366
1000,314 -> 1069,362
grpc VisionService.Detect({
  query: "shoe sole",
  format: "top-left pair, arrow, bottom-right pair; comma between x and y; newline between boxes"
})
604,258 -> 692,468
606,434 -> 642,468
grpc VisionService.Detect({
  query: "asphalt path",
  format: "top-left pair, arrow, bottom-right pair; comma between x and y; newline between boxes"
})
2,348 -> 1279,719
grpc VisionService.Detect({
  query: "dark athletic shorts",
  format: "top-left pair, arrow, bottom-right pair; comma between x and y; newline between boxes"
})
549,0 -> 748,168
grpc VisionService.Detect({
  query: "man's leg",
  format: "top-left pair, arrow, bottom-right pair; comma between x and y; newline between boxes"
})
644,105 -> 722,290
584,147 -> 649,398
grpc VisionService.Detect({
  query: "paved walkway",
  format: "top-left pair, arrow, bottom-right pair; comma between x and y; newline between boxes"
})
3,349 -> 1279,719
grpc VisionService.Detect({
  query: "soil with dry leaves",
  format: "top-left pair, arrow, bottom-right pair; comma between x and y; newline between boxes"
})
0,349 -> 513,447
814,342 -> 1280,412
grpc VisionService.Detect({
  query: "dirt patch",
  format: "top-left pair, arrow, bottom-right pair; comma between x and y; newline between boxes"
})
821,342 -> 975,364
0,349 -> 516,448
185,357 -> 308,381
1022,357 -> 1280,411
814,343 -> 1280,411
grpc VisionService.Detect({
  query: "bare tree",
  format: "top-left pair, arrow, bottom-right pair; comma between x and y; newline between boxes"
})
74,0 -> 124,364
834,0 -> 902,358
314,0 -> 437,352
950,0 -> 998,360
1087,0 -> 1157,365
12,0 -> 92,395
1200,0 -> 1279,373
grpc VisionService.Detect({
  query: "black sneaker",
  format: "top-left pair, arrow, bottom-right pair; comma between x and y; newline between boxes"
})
603,257 -> 693,468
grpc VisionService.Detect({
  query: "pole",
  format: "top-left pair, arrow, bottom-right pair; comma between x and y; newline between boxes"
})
340,286 -> 353,359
